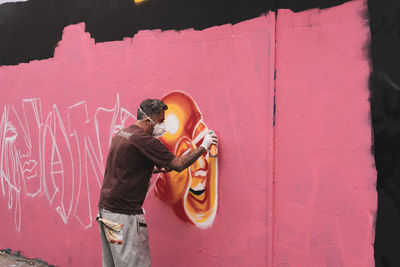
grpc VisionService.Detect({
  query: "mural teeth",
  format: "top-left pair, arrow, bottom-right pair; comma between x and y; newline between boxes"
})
191,180 -> 206,191
194,170 -> 207,177
189,188 -> 205,196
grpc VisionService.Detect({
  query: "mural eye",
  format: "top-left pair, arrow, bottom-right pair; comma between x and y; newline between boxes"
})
5,122 -> 18,138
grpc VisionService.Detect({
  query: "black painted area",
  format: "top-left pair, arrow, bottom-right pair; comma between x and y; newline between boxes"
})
369,0 -> 400,265
276,0 -> 350,12
0,0 -> 272,66
0,0 -> 354,66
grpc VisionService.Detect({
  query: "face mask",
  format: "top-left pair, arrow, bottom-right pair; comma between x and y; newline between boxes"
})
152,122 -> 166,137
139,106 -> 167,137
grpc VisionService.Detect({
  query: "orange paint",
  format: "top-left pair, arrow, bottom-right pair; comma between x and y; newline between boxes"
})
155,91 -> 218,228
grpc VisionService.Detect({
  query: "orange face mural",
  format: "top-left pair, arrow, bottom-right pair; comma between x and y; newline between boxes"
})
154,91 -> 218,228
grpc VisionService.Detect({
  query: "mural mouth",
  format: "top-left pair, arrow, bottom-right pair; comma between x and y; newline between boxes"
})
189,188 -> 205,196
189,179 -> 206,200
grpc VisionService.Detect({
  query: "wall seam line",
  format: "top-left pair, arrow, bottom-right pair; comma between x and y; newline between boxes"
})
271,1 -> 279,266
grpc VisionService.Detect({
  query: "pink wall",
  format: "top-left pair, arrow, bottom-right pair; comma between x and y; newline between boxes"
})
0,14 -> 275,266
274,0 -> 376,266
0,0 -> 375,266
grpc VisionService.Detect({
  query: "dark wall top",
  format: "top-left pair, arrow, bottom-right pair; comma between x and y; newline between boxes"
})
0,0 -> 350,66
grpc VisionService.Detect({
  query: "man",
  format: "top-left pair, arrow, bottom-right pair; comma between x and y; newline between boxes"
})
97,98 -> 217,267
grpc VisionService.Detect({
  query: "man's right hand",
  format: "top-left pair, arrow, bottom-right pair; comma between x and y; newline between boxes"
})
200,131 -> 218,150
169,131 -> 218,172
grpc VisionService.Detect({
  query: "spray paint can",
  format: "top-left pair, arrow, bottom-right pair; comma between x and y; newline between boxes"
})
209,130 -> 218,157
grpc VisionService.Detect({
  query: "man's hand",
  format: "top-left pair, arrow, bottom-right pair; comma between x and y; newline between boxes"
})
200,131 -> 218,150
153,166 -> 170,173
168,130 -> 218,173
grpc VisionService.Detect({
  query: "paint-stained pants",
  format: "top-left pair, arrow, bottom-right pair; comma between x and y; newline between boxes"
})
98,208 -> 151,267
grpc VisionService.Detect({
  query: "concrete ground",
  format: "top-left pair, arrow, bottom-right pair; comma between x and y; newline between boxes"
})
0,250 -> 53,267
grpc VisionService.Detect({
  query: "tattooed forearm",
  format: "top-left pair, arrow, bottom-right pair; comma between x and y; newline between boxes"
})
169,146 -> 207,172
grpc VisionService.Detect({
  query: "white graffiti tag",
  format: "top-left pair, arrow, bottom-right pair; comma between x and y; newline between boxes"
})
0,94 -> 135,231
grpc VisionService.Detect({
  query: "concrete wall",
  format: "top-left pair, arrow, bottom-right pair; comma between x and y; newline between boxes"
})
274,2 -> 376,265
0,0 -> 377,266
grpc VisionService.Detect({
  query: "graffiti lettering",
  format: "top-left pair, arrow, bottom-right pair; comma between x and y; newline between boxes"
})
0,94 -> 136,231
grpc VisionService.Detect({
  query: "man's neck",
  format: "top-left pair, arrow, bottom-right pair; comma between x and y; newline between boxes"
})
135,120 -> 152,135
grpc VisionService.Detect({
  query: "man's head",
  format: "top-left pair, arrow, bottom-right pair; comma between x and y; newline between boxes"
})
137,99 -> 168,120
137,99 -> 168,135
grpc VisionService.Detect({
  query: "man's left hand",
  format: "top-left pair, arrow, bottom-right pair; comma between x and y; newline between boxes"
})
153,166 -> 170,173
